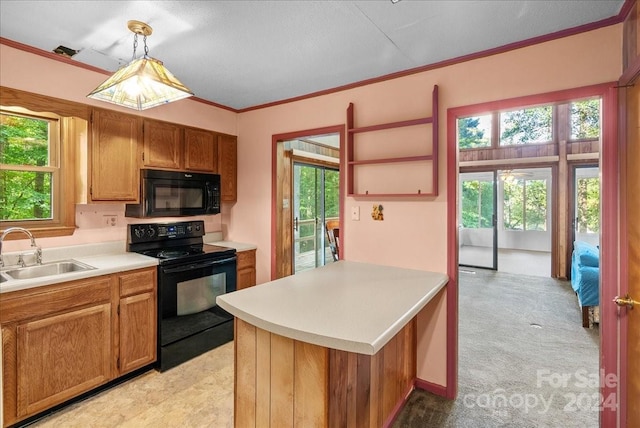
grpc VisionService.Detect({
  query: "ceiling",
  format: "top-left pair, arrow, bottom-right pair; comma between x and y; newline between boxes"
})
0,1 -> 625,111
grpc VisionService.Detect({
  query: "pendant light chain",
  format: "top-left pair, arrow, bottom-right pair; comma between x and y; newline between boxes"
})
131,32 -> 149,60
143,34 -> 149,57
132,33 -> 138,61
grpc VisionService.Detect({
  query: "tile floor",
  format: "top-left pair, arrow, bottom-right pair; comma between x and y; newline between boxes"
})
27,342 -> 235,427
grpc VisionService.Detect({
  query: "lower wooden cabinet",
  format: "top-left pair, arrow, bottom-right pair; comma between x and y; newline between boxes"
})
237,249 -> 256,289
118,269 -> 157,375
15,303 -> 112,418
1,267 -> 157,426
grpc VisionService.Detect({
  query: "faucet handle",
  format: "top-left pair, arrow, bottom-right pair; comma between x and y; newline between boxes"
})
36,246 -> 43,265
17,253 -> 26,267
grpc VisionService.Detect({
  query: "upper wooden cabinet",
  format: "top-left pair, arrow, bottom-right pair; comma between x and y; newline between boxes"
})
90,108 -> 142,202
142,119 -> 183,169
88,108 -> 236,202
184,127 -> 218,173
218,134 -> 238,202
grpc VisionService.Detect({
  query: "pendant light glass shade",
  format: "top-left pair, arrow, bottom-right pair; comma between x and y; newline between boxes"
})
87,21 -> 193,110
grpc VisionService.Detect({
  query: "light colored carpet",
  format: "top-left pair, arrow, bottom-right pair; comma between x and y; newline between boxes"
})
393,269 -> 600,428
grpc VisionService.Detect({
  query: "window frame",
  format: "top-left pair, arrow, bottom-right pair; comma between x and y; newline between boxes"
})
457,98 -> 601,151
0,104 -> 77,238
502,177 -> 549,232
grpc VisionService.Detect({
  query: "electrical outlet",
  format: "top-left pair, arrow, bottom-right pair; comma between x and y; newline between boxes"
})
351,206 -> 360,221
104,215 -> 117,227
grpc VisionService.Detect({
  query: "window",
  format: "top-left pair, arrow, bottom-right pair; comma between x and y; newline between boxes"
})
503,178 -> 548,231
461,180 -> 493,228
576,176 -> 600,233
457,115 -> 492,149
1,109 -> 62,227
570,98 -> 600,140
500,106 -> 552,146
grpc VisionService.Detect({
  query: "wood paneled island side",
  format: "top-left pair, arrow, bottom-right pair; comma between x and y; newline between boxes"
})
216,261 -> 448,427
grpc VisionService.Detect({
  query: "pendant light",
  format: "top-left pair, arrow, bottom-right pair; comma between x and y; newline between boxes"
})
87,20 -> 193,110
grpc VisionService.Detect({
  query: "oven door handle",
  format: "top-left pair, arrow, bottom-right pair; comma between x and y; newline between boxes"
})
161,256 -> 237,274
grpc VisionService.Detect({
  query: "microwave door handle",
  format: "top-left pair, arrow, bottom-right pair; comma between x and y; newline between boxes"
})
162,257 -> 236,274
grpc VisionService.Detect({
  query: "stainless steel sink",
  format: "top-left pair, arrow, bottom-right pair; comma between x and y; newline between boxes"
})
2,260 -> 96,281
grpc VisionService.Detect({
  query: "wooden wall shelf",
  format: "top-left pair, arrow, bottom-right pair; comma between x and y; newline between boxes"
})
346,85 -> 439,197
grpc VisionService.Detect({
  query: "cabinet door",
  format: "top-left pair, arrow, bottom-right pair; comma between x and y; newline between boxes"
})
238,267 -> 256,290
119,291 -> 157,374
218,134 -> 238,202
237,250 -> 256,289
184,128 -> 217,172
118,268 -> 156,374
90,108 -> 141,201
16,304 -> 111,417
143,119 -> 183,169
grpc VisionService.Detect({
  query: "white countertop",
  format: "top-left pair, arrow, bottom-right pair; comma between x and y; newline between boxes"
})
207,241 -> 257,252
0,237 -> 255,294
216,261 -> 448,355
0,244 -> 157,294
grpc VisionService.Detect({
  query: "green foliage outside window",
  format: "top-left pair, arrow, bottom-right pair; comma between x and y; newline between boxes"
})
0,113 -> 52,221
295,164 -> 339,254
461,180 -> 493,228
576,177 -> 600,233
500,106 -> 552,145
458,116 -> 490,149
570,99 -> 600,140
503,179 -> 547,231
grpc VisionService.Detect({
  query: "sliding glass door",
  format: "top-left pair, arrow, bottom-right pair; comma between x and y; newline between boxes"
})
459,171 -> 497,269
573,165 -> 599,247
292,163 -> 339,273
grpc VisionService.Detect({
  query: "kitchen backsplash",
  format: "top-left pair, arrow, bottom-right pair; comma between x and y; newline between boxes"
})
1,204 -> 223,252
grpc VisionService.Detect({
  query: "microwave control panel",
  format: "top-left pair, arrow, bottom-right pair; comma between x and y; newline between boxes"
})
129,220 -> 204,243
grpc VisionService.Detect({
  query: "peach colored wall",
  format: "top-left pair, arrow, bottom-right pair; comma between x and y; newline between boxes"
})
232,24 -> 622,386
0,43 -> 236,252
0,25 -> 623,388
0,44 -> 237,134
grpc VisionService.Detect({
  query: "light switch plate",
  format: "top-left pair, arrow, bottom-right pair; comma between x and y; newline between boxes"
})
351,206 -> 360,221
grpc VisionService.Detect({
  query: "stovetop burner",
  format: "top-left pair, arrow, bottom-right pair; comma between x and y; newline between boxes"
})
127,221 -> 236,265
141,246 -> 204,260
158,250 -> 189,259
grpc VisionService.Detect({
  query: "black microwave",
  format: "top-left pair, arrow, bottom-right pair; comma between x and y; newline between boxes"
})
125,169 -> 220,218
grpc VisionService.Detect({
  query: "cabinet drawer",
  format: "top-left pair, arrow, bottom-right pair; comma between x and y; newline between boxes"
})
0,276 -> 112,324
119,268 -> 156,297
237,250 -> 256,270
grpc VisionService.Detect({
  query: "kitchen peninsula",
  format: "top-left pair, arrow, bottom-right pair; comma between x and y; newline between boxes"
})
216,261 -> 448,427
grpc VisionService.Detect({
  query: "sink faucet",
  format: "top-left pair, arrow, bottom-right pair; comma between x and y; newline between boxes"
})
0,227 -> 42,268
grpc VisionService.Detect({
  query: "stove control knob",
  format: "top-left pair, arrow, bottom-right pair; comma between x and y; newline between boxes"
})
134,227 -> 145,239
195,224 -> 201,232
147,227 -> 156,238
187,225 -> 192,233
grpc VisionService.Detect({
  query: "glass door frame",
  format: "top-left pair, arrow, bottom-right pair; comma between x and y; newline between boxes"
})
458,169 -> 498,270
567,162 -> 600,278
292,161 -> 339,273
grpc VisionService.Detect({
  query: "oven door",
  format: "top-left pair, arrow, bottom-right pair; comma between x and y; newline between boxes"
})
159,256 -> 237,319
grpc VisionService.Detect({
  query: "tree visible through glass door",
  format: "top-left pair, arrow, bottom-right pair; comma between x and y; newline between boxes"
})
293,163 -> 339,273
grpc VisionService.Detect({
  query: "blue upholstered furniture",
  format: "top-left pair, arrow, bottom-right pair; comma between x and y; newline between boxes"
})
570,241 -> 600,327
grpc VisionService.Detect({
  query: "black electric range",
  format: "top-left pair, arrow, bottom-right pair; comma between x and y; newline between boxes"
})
127,220 -> 237,371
